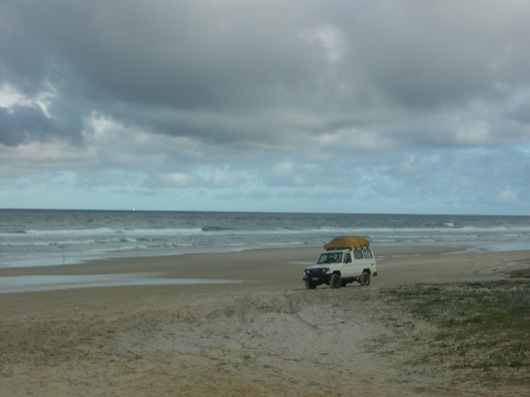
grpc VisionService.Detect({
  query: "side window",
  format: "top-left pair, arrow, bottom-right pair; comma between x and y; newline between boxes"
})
363,250 -> 373,259
353,250 -> 363,260
345,253 -> 352,263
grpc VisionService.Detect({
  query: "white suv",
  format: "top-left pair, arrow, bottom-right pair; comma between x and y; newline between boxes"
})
303,247 -> 377,289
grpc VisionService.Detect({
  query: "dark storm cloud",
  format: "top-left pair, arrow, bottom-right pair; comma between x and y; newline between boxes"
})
0,104 -> 52,145
2,0 -> 529,148
20,1 -> 311,108
2,0 -> 318,145
346,1 -> 530,108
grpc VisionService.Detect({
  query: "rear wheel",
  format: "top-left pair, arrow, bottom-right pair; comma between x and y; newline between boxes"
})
330,273 -> 341,289
305,280 -> 317,289
359,272 -> 370,286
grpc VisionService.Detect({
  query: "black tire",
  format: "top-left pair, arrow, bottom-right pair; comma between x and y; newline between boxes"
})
305,280 -> 317,290
330,273 -> 341,289
359,272 -> 370,286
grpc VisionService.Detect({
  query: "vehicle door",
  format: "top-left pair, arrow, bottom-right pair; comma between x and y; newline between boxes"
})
362,248 -> 376,270
342,251 -> 354,277
351,249 -> 365,276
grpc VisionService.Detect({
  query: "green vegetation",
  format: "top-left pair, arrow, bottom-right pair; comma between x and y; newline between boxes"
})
380,278 -> 530,373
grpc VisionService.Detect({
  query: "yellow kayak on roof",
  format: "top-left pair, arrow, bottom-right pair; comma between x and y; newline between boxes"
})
323,236 -> 370,250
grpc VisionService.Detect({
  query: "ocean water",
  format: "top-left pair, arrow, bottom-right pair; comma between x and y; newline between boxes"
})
1,209 -> 530,268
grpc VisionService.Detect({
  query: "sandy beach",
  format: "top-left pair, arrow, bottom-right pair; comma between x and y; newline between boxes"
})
1,245 -> 529,396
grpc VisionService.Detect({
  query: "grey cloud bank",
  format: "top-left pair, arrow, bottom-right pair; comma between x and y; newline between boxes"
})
1,0 -> 529,214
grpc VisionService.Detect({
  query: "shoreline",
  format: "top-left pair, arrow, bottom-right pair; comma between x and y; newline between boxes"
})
3,238 -> 530,270
2,243 -> 530,296
1,243 -> 528,298
1,244 -> 469,295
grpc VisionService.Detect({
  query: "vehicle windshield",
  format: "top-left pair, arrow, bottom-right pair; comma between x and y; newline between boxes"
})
317,252 -> 343,264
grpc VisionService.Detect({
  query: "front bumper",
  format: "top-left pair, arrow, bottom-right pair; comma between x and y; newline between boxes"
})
303,270 -> 331,283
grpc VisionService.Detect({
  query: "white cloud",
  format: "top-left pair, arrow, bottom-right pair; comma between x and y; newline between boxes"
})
0,82 -> 54,117
498,186 -> 518,203
455,121 -> 491,145
300,24 -> 346,63
159,172 -> 194,188
0,83 -> 31,109
0,139 -> 90,177
210,168 -> 243,188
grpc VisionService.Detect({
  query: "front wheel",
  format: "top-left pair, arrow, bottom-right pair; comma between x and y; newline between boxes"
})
359,272 -> 370,286
330,273 -> 341,289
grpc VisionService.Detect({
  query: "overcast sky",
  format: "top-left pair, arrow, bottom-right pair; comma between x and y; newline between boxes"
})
1,0 -> 529,214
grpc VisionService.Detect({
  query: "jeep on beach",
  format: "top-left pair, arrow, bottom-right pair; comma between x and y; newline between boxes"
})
303,236 -> 377,289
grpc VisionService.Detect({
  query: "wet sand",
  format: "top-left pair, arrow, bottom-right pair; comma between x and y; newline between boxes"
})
1,245 -> 529,396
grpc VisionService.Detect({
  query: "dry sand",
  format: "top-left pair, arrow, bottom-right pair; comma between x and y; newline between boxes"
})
1,245 -> 529,396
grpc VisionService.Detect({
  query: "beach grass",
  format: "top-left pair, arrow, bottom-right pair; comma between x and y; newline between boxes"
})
380,277 -> 530,374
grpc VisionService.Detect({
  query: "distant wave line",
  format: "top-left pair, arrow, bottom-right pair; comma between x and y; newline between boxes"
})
1,225 -> 530,239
